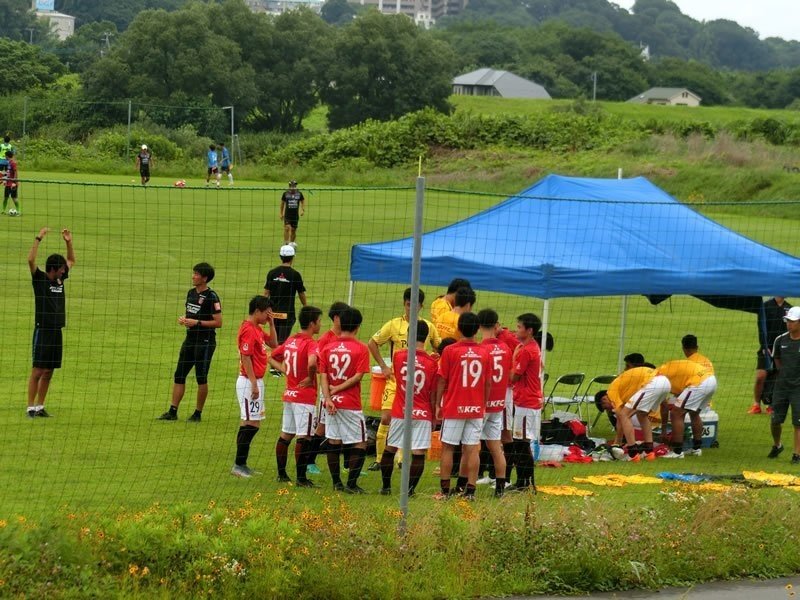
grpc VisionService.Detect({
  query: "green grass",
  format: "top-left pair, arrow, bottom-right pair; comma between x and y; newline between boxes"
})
2,173 -> 800,596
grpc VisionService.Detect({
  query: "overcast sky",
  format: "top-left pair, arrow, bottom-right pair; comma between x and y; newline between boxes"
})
613,0 -> 798,42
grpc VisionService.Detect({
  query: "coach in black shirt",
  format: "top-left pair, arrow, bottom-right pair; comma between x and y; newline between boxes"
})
264,245 -> 307,344
769,307 -> 800,463
158,262 -> 223,422
27,227 -> 76,418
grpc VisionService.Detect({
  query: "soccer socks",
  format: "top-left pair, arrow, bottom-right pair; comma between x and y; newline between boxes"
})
347,447 -> 366,488
276,437 -> 291,478
306,434 -> 324,466
495,477 -> 506,496
455,476 -> 468,494
376,423 -> 389,462
464,484 -> 476,499
514,440 -> 533,487
327,444 -> 342,486
503,442 -> 516,481
479,441 -> 492,479
671,442 -> 684,455
235,425 -> 259,467
380,449 -> 396,490
228,172 -> 234,185
693,438 -> 703,451
295,438 -> 310,481
409,454 -> 425,492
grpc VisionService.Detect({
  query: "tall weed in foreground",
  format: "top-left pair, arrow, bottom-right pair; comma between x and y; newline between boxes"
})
1,487 -> 799,598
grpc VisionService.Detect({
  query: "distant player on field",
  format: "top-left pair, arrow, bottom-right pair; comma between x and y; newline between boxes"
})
231,296 -> 278,478
205,144 -> 220,187
219,142 -> 233,186
135,144 -> 152,186
3,150 -> 20,215
269,305 -> 323,487
280,180 -> 305,246
320,307 -> 371,493
158,263 -> 223,422
0,135 -> 13,173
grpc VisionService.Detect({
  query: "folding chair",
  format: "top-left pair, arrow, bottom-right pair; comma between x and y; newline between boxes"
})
576,374 -> 617,432
544,372 -> 585,418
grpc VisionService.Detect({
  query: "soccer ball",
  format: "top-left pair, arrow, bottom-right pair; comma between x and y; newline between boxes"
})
8,208 -> 18,216
174,179 -> 186,188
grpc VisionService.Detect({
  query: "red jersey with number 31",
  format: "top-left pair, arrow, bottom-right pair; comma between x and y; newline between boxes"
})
238,320 -> 270,379
319,337 -> 370,410
481,338 -> 512,413
391,349 -> 438,421
271,332 -> 318,405
438,340 -> 488,419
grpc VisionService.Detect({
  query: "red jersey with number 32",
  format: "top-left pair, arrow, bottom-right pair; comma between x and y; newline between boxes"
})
512,340 -> 543,409
238,320 -> 270,378
319,338 -> 370,410
438,340 -> 488,419
481,338 -> 512,413
271,332 -> 318,405
391,349 -> 438,421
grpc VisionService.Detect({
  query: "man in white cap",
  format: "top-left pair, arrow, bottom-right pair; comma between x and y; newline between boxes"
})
263,244 -> 307,349
769,306 -> 800,463
135,144 -> 152,186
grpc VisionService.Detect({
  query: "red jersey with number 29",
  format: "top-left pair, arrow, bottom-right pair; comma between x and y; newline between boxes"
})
319,338 -> 370,410
391,349 -> 438,421
271,332 -> 318,405
512,340 -> 543,409
438,340 -> 488,419
481,338 -> 512,413
238,321 -> 270,379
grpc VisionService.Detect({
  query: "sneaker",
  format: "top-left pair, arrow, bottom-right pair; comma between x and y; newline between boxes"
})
343,485 -> 366,495
662,451 -> 685,459
277,475 -> 292,484
768,445 -> 784,459
27,409 -> 36,418
367,461 -> 381,472
307,464 -> 321,475
379,487 -> 392,496
766,407 -> 774,415
231,464 -> 253,478
35,408 -> 51,417
157,411 -> 177,421
644,451 -> 657,461
187,412 -> 201,422
296,479 -> 317,488
792,454 -> 800,465
684,448 -> 703,457
476,476 -> 496,485
747,404 -> 763,415
620,453 -> 641,462
610,446 -> 626,460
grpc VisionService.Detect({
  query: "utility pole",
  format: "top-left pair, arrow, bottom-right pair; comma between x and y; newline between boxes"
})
591,71 -> 598,102
25,28 -> 35,44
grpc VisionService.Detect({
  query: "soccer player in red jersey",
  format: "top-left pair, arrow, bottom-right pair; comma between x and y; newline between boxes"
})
477,309 -> 511,497
495,322 -> 521,481
231,296 -> 277,478
269,305 -> 323,487
320,307 -> 371,493
435,312 -> 490,499
508,313 -> 543,492
379,320 -> 439,496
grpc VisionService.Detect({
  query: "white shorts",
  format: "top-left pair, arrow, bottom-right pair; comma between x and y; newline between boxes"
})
513,407 -> 541,441
440,418 -> 482,446
481,412 -> 503,441
326,409 -> 367,445
670,376 -> 718,412
503,388 -> 513,431
625,375 -> 671,413
387,418 -> 432,451
281,402 -> 316,437
236,376 -> 265,421
317,390 -> 327,426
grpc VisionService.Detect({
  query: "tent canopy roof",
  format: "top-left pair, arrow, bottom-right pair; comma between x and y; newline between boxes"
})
349,175 -> 800,299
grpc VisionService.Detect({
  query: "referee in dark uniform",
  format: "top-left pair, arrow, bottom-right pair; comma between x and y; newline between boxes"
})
27,227 -> 76,418
159,263 -> 223,422
264,245 -> 307,348
280,180 -> 305,246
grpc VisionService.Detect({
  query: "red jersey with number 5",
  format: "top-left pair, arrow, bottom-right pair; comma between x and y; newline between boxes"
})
391,349 -> 438,421
437,340 -> 488,419
271,332 -> 318,405
481,338 -> 512,413
512,340 -> 543,409
238,320 -> 270,379
319,338 -> 370,410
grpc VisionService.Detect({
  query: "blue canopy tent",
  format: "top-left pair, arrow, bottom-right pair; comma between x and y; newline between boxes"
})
349,175 -> 800,368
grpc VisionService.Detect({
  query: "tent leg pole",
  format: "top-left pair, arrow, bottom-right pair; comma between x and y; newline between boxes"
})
348,281 -> 354,306
617,296 -> 628,373
541,299 -> 550,378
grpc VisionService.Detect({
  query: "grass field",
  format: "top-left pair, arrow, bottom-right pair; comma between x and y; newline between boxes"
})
3,172 -> 800,596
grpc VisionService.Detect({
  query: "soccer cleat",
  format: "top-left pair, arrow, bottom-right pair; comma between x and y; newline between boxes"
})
343,485 -> 366,495
333,482 -> 345,492
307,464 -> 321,475
157,411 -> 177,421
476,476 -> 496,485
187,413 -> 201,422
230,464 -> 253,478
684,448 -> 702,457
620,453 -> 641,462
35,408 -> 51,417
432,491 -> 450,501
644,451 -> 657,461
379,487 -> 392,496
610,446 -> 626,460
768,445 -> 784,459
277,475 -> 293,484
296,479 -> 317,488
27,409 -> 36,418
791,454 -> 800,465
661,451 -> 685,459
367,461 -> 381,472
747,404 -> 762,415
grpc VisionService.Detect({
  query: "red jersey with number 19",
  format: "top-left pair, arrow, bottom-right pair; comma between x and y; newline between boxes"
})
319,338 -> 370,410
438,340 -> 489,419
238,321 -> 270,378
512,340 -> 543,409
481,338 -> 512,413
391,349 -> 438,421
271,332 -> 318,405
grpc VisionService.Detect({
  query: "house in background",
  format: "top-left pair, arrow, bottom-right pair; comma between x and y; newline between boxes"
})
628,87 -> 702,107
452,69 -> 551,100
31,0 -> 74,40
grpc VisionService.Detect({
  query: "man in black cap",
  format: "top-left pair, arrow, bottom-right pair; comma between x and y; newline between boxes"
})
280,180 -> 305,247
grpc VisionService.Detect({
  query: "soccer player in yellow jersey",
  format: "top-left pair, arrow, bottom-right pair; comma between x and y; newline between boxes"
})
367,288 -> 441,470
681,334 -> 714,374
658,356 -> 717,459
430,278 -> 471,327
435,287 -> 475,341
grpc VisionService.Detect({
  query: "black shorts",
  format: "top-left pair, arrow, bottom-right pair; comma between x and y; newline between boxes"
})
207,167 -> 218,175
4,186 -> 17,199
284,214 -> 299,229
140,166 -> 150,178
757,348 -> 774,372
770,387 -> 800,427
174,336 -> 217,384
221,164 -> 231,174
273,318 -> 296,345
32,328 -> 63,369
